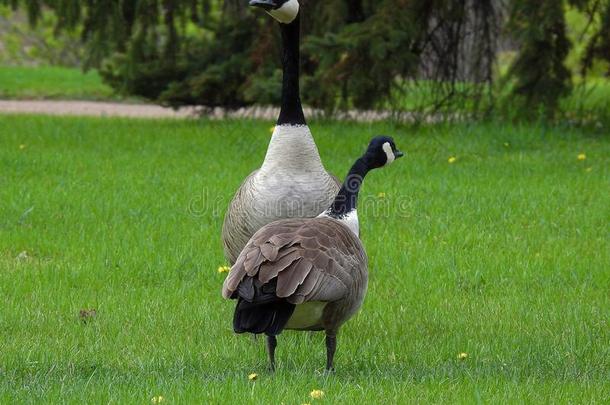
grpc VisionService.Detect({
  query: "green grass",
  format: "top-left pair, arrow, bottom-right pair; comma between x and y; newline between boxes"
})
0,66 -> 116,100
392,78 -> 610,122
0,116 -> 608,403
562,79 -> 610,117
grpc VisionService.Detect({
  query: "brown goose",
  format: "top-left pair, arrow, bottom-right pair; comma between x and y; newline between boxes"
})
222,0 -> 340,264
222,136 -> 404,371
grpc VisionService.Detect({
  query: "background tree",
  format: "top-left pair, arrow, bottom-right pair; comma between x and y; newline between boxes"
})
578,0 -> 610,76
505,0 -> 572,118
1,0 -> 609,119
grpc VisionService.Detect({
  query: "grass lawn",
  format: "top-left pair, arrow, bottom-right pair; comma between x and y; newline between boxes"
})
0,116 -> 608,403
0,66 -> 116,100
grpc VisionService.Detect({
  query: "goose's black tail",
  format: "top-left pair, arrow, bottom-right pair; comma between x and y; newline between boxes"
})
232,277 -> 295,336
233,298 -> 295,336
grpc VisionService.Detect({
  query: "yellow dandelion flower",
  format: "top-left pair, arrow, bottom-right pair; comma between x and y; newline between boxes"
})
448,156 -> 457,164
19,144 -> 26,150
457,352 -> 468,360
310,389 -> 324,400
248,373 -> 258,381
377,192 -> 386,199
577,153 -> 586,161
217,265 -> 230,274
151,396 -> 164,404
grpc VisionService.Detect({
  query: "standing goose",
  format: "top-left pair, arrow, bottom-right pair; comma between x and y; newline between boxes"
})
222,0 -> 340,264
222,136 -> 404,371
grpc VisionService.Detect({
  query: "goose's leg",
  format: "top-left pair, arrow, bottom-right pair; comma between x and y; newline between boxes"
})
266,335 -> 277,372
325,334 -> 336,371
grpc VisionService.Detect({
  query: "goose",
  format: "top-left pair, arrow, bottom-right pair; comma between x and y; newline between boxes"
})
222,0 -> 340,264
222,135 -> 404,371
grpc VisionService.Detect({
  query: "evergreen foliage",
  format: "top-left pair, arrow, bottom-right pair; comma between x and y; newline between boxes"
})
505,0 -> 573,117
0,4 -> 83,66
579,0 -> 610,76
2,0 -> 609,117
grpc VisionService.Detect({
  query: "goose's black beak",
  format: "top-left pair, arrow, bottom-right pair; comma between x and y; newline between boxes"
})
249,0 -> 277,10
394,150 -> 404,159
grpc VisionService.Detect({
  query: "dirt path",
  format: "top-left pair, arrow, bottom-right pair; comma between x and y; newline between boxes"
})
0,99 -> 439,122
0,100 -> 204,119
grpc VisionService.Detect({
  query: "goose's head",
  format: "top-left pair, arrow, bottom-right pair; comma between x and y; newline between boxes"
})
364,136 -> 404,169
249,0 -> 300,24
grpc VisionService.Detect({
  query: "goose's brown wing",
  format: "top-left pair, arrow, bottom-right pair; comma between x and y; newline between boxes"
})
222,217 -> 366,305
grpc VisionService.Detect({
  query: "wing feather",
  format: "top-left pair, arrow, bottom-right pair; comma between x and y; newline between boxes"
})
222,217 -> 365,305
277,258 -> 312,297
260,242 -> 280,261
258,249 -> 301,283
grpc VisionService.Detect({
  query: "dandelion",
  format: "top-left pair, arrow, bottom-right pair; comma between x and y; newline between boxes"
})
151,396 -> 164,404
577,153 -> 586,161
457,352 -> 468,360
16,251 -> 29,261
448,156 -> 457,164
310,389 -> 324,400
217,265 -> 230,274
248,373 -> 258,381
19,144 -> 26,150
377,192 -> 386,199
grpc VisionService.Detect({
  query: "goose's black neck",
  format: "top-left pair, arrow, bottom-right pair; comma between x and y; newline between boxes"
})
277,15 -> 306,126
328,157 -> 371,217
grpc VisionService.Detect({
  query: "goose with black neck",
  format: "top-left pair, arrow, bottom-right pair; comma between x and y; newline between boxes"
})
222,0 -> 340,264
222,136 -> 404,371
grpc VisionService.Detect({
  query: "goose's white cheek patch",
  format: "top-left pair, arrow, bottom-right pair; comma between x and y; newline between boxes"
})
382,142 -> 395,166
268,0 -> 299,24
